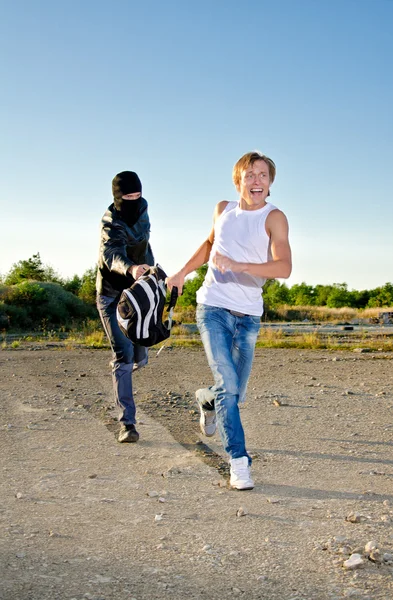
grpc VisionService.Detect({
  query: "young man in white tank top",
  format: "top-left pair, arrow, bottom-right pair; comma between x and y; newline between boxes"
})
167,152 -> 292,490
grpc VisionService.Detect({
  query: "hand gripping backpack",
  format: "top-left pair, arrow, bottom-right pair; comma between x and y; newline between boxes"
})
116,264 -> 178,347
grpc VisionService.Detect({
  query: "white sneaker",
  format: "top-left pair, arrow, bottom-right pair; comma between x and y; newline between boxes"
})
196,389 -> 217,437
230,456 -> 254,490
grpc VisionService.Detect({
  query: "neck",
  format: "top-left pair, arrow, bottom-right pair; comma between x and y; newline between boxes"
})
239,197 -> 267,211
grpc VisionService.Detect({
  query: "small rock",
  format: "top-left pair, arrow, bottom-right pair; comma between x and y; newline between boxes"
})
364,540 -> 378,553
15,492 -> 23,499
369,548 -> 382,562
166,466 -> 182,475
345,512 -> 362,523
147,491 -> 159,497
218,480 -> 227,487
236,506 -> 248,517
154,514 -> 163,522
343,554 -> 364,569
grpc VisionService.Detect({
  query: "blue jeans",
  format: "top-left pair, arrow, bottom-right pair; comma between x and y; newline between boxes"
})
196,304 -> 261,462
97,294 -> 148,424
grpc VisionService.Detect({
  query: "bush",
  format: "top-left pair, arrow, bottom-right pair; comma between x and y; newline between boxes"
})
6,281 -> 48,307
0,302 -> 32,330
172,305 -> 196,323
0,281 -> 97,331
78,267 -> 97,305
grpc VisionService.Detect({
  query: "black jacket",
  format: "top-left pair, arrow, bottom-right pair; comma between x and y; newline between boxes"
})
96,199 -> 154,298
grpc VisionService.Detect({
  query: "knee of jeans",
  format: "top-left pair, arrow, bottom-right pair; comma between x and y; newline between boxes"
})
111,349 -> 134,367
133,355 -> 148,371
215,389 -> 239,410
213,372 -> 239,398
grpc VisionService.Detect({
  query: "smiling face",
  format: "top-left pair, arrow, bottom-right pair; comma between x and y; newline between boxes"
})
239,159 -> 271,210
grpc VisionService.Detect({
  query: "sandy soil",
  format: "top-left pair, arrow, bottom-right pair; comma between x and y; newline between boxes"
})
1,344 -> 393,600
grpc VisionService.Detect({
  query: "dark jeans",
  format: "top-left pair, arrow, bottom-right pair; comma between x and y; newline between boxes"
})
97,294 -> 148,424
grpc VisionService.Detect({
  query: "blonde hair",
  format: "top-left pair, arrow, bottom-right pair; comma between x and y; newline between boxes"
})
232,151 -> 276,192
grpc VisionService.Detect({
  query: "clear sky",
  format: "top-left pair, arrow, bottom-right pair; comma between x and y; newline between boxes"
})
1,0 -> 392,291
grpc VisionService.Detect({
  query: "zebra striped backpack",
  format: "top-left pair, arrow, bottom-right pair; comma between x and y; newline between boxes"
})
116,264 -> 178,347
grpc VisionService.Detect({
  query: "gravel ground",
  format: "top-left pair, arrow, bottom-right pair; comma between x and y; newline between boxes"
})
1,344 -> 393,600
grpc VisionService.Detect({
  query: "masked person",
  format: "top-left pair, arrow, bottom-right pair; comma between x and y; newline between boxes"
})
167,152 -> 292,489
96,171 -> 154,443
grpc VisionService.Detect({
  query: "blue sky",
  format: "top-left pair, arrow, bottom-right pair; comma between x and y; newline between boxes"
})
1,0 -> 392,291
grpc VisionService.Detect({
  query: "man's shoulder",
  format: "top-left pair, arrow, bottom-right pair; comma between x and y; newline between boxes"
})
265,205 -> 289,233
266,205 -> 287,220
214,200 -> 235,218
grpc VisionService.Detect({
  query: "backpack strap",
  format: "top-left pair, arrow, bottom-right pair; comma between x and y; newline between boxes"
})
166,286 -> 178,330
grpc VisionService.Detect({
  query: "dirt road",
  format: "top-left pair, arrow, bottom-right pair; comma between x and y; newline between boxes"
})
1,345 -> 393,599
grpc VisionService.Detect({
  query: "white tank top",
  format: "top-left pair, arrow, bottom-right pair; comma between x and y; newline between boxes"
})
196,201 -> 278,316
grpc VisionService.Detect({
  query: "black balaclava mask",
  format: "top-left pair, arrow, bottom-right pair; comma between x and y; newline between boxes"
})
112,171 -> 143,227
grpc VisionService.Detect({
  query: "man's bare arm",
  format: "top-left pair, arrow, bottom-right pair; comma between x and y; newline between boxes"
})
213,209 -> 292,279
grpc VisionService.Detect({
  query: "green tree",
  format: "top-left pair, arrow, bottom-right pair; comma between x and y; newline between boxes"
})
177,265 -> 208,307
288,282 -> 315,306
78,267 -> 97,305
263,279 -> 290,308
349,289 -> 370,309
63,274 -> 82,296
5,253 -> 63,285
314,284 -> 334,306
5,253 -> 46,284
326,283 -> 353,308
367,282 -> 393,307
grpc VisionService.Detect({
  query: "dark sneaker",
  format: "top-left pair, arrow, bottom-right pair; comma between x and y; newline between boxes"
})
118,424 -> 139,443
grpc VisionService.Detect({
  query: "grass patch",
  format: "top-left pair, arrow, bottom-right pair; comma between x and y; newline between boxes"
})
83,330 -> 109,348
170,324 -> 191,336
255,326 -> 393,351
